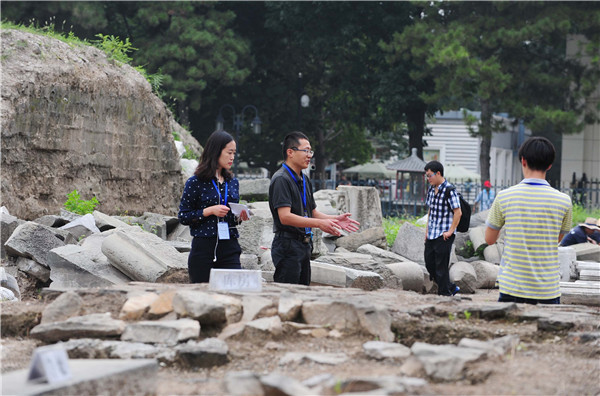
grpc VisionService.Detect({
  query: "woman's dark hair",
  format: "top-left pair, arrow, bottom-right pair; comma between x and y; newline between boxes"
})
518,136 -> 555,172
194,130 -> 235,181
282,131 -> 309,159
424,160 -> 444,177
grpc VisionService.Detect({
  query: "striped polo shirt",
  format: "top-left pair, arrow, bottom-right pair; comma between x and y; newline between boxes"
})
486,179 -> 572,300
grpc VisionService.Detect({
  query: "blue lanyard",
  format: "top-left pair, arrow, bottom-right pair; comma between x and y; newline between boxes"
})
211,179 -> 228,206
282,164 -> 307,211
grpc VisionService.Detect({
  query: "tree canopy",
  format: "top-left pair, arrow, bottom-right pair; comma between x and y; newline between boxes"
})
2,1 -> 599,182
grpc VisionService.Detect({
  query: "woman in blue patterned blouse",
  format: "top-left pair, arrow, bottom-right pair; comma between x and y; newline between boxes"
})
178,130 -> 249,283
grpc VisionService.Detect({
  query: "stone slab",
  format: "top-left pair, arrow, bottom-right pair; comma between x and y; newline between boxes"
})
1,359 -> 158,396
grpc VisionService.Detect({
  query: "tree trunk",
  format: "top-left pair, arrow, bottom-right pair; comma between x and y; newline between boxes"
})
479,100 -> 492,183
406,107 -> 426,159
314,127 -> 328,180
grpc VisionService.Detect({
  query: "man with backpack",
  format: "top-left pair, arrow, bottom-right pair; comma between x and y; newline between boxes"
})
424,160 -> 462,296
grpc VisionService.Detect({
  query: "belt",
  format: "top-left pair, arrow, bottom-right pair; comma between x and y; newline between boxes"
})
276,231 -> 312,244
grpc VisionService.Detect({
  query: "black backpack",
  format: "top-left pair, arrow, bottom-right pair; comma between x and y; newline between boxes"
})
444,185 -> 471,233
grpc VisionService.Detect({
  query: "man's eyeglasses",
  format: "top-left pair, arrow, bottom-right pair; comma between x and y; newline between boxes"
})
291,147 -> 314,156
425,173 -> 436,179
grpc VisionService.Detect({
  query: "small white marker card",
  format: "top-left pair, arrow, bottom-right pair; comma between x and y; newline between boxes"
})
27,344 -> 72,384
209,269 -> 262,292
217,222 -> 230,240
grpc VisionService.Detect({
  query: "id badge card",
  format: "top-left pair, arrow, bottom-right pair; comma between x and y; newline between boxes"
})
217,222 -> 230,240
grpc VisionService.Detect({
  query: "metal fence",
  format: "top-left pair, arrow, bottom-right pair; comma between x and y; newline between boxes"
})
312,178 -> 600,218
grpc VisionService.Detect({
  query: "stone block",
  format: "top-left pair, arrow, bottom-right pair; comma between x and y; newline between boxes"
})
391,222 -> 426,264
1,359 -> 158,396
469,260 -> 499,289
30,313 -> 126,342
1,210 -> 23,259
239,178 -> 270,201
449,261 -> 478,293
59,213 -> 101,240
92,210 -> 132,231
335,186 -> 383,231
121,318 -> 200,346
387,261 -> 425,292
4,222 -> 67,267
237,205 -> 274,257
101,229 -> 187,283
468,226 -> 487,251
571,243 -> 600,262
48,244 -> 132,288
335,227 -> 387,251
16,257 -> 51,283
483,244 -> 501,264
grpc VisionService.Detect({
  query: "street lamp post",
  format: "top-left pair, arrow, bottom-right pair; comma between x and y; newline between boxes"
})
297,72 -> 310,130
215,104 -> 261,177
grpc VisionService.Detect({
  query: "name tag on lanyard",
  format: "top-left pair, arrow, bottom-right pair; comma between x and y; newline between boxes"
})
212,180 -> 230,240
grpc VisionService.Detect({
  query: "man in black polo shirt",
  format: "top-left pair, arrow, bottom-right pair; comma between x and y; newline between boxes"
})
269,131 -> 360,285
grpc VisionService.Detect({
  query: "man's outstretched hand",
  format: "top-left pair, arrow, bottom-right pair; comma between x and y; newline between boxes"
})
333,213 -> 360,233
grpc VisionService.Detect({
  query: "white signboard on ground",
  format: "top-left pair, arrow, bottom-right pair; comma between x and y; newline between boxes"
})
209,269 -> 262,292
27,344 -> 72,384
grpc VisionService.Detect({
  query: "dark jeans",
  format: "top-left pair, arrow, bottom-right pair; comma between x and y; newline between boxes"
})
498,292 -> 560,305
271,235 -> 312,285
187,237 -> 241,283
424,235 -> 456,296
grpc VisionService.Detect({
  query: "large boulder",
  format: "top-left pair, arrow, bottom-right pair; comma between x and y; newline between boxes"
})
391,222 -> 426,264
1,29 -> 184,219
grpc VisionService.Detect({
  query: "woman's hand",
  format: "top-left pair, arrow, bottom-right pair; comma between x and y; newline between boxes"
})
239,210 -> 250,221
205,205 -> 230,218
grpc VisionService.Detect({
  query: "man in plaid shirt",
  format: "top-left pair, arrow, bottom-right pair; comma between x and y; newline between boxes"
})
424,161 -> 462,296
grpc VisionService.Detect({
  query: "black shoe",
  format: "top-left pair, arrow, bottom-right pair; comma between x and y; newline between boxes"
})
452,285 -> 460,296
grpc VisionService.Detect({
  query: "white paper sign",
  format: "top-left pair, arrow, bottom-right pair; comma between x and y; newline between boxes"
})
27,345 -> 72,384
209,269 -> 262,292
229,203 -> 252,219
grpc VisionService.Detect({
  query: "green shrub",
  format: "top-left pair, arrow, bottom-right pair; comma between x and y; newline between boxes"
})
182,145 -> 197,160
572,204 -> 600,227
64,190 -> 99,215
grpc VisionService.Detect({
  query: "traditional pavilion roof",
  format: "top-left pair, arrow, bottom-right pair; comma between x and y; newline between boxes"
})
386,148 -> 426,173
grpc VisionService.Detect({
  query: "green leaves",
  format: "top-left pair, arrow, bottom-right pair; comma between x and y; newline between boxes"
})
64,190 -> 99,215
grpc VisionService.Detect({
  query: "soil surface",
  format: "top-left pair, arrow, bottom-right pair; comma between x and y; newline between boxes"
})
2,287 -> 599,395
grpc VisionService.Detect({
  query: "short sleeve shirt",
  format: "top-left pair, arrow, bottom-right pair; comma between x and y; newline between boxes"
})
425,180 -> 460,240
269,166 -> 316,235
486,178 -> 572,299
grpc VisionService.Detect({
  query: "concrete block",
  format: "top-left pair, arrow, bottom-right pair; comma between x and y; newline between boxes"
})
1,359 -> 158,396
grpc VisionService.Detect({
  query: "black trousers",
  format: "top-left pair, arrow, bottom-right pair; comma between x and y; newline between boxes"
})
187,237 -> 241,283
271,235 -> 312,286
424,235 -> 456,296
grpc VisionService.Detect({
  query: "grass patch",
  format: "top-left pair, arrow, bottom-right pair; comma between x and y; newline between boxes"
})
383,216 -> 425,247
0,19 -> 164,97
572,204 -> 600,227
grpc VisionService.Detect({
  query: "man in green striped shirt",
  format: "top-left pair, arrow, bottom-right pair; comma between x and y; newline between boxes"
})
485,137 -> 572,304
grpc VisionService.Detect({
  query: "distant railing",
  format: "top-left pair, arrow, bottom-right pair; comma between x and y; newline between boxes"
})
311,178 -> 600,217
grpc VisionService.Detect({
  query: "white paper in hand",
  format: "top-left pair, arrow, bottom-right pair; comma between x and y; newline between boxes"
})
229,203 -> 251,219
